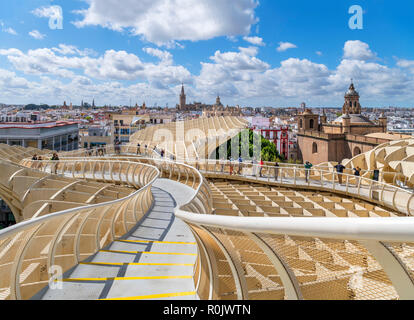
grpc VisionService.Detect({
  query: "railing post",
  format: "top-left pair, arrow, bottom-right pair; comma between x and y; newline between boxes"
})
294,168 -> 297,186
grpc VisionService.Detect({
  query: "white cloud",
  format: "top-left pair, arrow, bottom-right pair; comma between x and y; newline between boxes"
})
343,40 -> 376,61
32,5 -> 63,20
73,0 -> 259,46
277,42 -> 297,52
0,40 -> 413,107
0,22 -> 17,35
143,48 -> 173,64
0,45 -> 191,85
29,30 -> 46,40
243,36 -> 265,46
52,44 -> 97,57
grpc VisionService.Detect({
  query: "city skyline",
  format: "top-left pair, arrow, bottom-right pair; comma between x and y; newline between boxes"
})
0,1 -> 413,107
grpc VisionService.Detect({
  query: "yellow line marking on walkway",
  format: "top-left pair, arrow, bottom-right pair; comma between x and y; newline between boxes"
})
79,262 -> 194,267
99,291 -> 196,300
115,239 -> 197,245
59,276 -> 193,282
100,249 -> 197,256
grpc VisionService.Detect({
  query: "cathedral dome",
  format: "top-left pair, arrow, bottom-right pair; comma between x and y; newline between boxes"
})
334,114 -> 374,125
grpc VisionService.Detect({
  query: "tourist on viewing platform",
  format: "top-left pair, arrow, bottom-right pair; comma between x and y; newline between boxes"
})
354,166 -> 362,185
274,162 -> 280,181
373,169 -> 380,182
114,139 -> 121,155
334,163 -> 346,185
161,149 -> 165,158
51,153 -> 60,174
304,161 -> 313,182
144,145 -> 148,156
229,157 -> 234,175
32,154 -> 38,161
259,159 -> 264,177
238,156 -> 243,175
98,147 -> 104,156
137,143 -> 141,155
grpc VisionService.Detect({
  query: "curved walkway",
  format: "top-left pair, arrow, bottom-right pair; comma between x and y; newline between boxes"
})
33,180 -> 198,300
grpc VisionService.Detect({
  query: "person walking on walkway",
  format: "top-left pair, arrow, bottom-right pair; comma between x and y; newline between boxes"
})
274,162 -> 280,181
304,161 -> 313,183
229,157 -> 234,175
334,163 -> 346,185
137,143 -> 141,155
220,158 -> 225,173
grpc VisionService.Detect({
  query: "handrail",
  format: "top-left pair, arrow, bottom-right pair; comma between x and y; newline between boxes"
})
57,151 -> 414,216
56,144 -> 407,183
0,158 -> 160,300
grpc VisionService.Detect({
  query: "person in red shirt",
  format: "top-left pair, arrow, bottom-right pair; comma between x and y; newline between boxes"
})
259,159 -> 264,177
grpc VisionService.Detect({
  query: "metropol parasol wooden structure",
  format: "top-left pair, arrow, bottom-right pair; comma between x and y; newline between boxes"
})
0,116 -> 414,300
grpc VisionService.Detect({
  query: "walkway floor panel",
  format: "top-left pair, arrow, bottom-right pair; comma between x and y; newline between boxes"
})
36,185 -> 198,300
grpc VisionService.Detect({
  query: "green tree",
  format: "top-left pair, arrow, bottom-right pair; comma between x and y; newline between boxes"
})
215,129 -> 285,162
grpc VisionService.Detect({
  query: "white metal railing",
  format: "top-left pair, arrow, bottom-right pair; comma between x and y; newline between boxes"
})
0,159 -> 159,300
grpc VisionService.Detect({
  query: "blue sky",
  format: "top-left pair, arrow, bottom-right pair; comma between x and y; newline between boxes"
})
0,0 -> 413,108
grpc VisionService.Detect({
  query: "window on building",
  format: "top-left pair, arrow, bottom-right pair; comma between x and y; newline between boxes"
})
312,142 -> 318,154
299,119 -> 303,129
354,147 -> 362,156
310,119 -> 314,129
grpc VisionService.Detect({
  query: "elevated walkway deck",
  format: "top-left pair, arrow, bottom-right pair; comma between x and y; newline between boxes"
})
33,180 -> 198,300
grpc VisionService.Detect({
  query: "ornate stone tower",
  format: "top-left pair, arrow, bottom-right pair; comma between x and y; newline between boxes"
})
180,84 -> 186,110
343,81 -> 361,114
297,108 -> 320,131
379,112 -> 388,132
216,95 -> 222,106
320,109 -> 327,124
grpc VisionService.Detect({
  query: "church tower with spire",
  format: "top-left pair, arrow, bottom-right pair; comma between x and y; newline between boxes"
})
179,84 -> 186,110
342,81 -> 361,115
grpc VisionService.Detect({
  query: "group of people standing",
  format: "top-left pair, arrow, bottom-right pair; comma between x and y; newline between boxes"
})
304,160 -> 365,185
31,152 -> 60,173
224,157 -> 277,179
